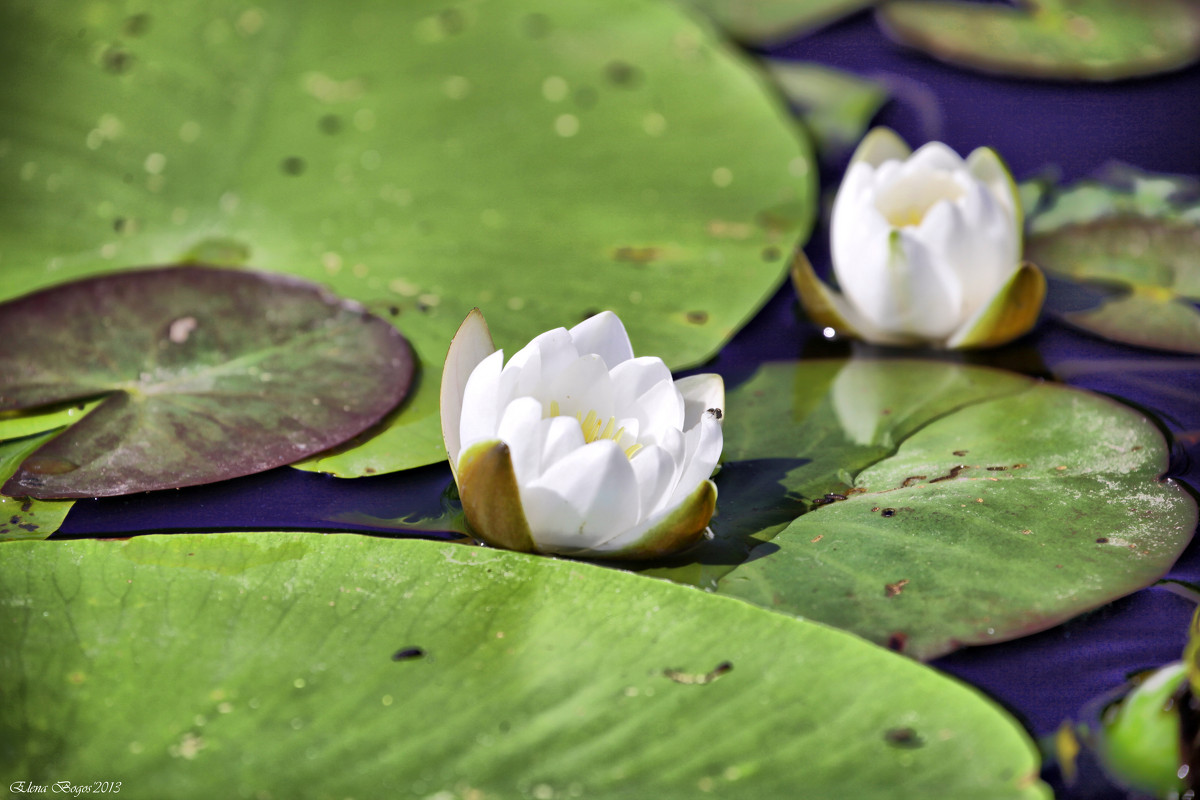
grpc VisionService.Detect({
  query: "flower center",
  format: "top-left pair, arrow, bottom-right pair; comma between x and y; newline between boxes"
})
548,401 -> 642,458
875,171 -> 964,228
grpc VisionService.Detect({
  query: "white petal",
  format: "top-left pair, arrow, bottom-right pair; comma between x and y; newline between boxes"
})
631,375 -> 685,443
609,356 -> 674,412
568,310 -> 635,368
905,141 -> 967,173
666,411 -> 723,509
505,327 -> 577,399
628,444 -> 679,521
966,146 -> 1022,243
440,309 -> 495,466
544,354 -> 615,420
521,440 -> 640,550
496,396 -> 546,486
457,348 -> 506,457
539,415 -> 586,472
675,373 -> 724,429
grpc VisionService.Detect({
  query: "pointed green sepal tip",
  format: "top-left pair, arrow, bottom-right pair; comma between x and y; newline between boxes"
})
850,126 -> 912,169
600,479 -> 718,561
946,261 -> 1046,349
789,248 -> 862,339
456,438 -> 537,554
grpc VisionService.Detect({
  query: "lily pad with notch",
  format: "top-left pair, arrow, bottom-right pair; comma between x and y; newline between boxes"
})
647,359 -> 1197,660
0,0 -> 815,477
0,265 -> 413,499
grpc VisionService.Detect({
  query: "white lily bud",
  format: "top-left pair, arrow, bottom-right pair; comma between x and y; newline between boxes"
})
794,128 -> 1044,349
440,309 -> 723,559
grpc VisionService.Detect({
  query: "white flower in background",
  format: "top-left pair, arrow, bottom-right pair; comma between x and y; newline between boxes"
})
793,127 -> 1044,349
440,309 -> 723,559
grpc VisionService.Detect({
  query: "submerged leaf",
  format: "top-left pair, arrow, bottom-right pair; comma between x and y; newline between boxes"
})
0,266 -> 413,498
762,60 -> 889,159
877,0 -> 1200,81
0,532 -> 1050,798
648,360 -> 1197,660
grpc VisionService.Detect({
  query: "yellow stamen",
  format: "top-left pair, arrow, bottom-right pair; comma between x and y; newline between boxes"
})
544,401 -> 640,458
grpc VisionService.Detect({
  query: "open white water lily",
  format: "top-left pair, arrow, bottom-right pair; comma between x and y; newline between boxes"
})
440,309 -> 723,559
793,127 -> 1045,349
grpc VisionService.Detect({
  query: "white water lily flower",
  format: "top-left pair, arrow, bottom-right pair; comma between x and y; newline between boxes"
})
440,309 -> 723,559
793,127 -> 1045,349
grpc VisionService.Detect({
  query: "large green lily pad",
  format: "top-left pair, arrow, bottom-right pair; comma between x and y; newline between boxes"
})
1026,217 -> 1200,354
0,532 -> 1049,798
687,0 -> 878,44
877,0 -> 1200,81
0,0 -> 815,477
0,266 -> 413,498
648,360 -> 1196,660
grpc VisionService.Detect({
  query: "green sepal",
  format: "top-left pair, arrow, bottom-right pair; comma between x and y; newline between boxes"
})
946,262 -> 1046,349
456,439 -> 537,554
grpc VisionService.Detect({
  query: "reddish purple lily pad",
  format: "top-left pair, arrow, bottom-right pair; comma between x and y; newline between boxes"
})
0,265 -> 413,499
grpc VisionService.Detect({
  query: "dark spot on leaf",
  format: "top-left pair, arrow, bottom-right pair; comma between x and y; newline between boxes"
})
901,475 -> 926,488
686,310 -> 708,325
18,523 -> 38,532
9,516 -> 19,525
885,579 -> 909,597
388,306 -> 400,317
123,174 -> 134,183
574,86 -> 598,109
953,449 -> 968,456
824,493 -> 846,501
605,60 -> 642,88
498,720 -> 512,733
318,114 -> 342,135
123,13 -> 151,37
113,217 -> 127,233
663,661 -> 732,685
881,508 -> 896,518
102,47 -> 133,74
1132,445 -> 1144,451
930,464 -> 969,483
281,157 -> 306,176
886,632 -> 907,652
761,246 -> 782,261
521,12 -> 550,38
1012,463 -> 1027,469
392,647 -> 426,662
884,727 -> 924,748
987,466 -> 1008,471
1096,537 -> 1109,543
437,8 -> 467,35
364,468 -> 376,475
613,246 -> 660,263
20,500 -> 32,513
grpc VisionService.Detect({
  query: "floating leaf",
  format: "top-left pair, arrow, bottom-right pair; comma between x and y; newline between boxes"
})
0,266 -> 413,499
1026,217 -> 1200,354
688,0 -> 879,44
0,532 -> 1050,798
0,432 -> 74,541
0,0 -> 816,477
1025,166 -> 1200,234
762,60 -> 889,160
877,0 -> 1200,81
0,399 -> 102,443
649,360 -> 1197,660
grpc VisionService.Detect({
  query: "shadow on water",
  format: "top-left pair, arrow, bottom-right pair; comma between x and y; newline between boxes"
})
628,457 -> 811,587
